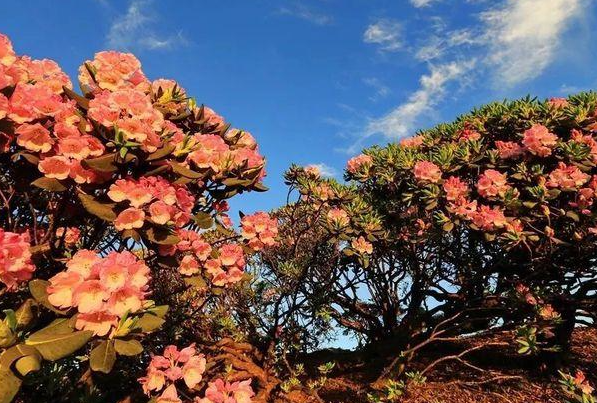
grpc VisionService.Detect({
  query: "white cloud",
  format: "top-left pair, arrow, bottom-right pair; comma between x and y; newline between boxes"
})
306,163 -> 338,178
410,0 -> 440,7
107,0 -> 187,51
278,4 -> 332,25
366,60 -> 475,139
481,0 -> 583,86
363,19 -> 402,52
363,77 -> 390,101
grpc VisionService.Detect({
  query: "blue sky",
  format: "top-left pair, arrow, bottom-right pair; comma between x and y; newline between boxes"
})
2,0 -> 596,216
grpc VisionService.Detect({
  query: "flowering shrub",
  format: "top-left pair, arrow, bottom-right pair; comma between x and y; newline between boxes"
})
0,32 -> 276,402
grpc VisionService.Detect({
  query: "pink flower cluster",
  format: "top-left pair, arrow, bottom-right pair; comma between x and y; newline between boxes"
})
108,176 -> 195,231
522,124 -> 558,157
495,140 -> 525,160
161,230 -> 246,287
79,51 -> 150,94
546,162 -> 590,189
240,212 -> 278,251
185,131 -> 266,181
413,161 -> 441,184
351,236 -> 373,255
476,169 -> 511,198
139,344 -> 206,397
346,154 -> 372,175
55,226 -> 81,247
47,250 -> 150,336
0,229 -> 34,290
88,88 -> 165,152
327,208 -> 350,227
197,379 -> 255,403
443,176 -> 469,201
0,34 -> 109,183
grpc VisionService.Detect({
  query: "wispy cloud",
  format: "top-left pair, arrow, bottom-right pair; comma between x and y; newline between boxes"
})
363,19 -> 402,52
305,163 -> 338,178
366,60 -> 475,140
410,0 -> 440,7
363,77 -> 390,101
481,0 -> 583,86
277,3 -> 332,25
359,0 -> 586,147
106,0 -> 187,51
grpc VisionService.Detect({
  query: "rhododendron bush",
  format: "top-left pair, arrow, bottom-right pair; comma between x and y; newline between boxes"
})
0,33 -> 275,403
238,94 -> 597,394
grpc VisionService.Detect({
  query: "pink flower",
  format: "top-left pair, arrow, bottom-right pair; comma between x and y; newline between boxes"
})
546,162 -> 590,189
0,229 -> 35,290
157,385 -> 182,403
351,236 -> 373,255
73,280 -> 108,314
48,251 -> 150,336
413,161 -> 441,183
15,123 -> 54,153
399,135 -> 424,148
179,255 -> 200,276
0,34 -> 16,66
327,208 -> 349,227
495,141 -> 524,159
55,227 -> 81,247
476,169 -> 510,198
522,124 -> 558,157
443,176 -> 469,201
548,97 -> 568,108
139,344 -> 206,398
38,156 -> 72,180
75,311 -> 118,337
114,208 -> 145,231
199,379 -> 255,403
47,271 -> 83,308
346,154 -> 373,174
240,212 -> 278,251
79,51 -> 149,94
471,205 -> 507,231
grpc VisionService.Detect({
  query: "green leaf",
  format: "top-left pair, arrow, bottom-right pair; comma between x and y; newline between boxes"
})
81,153 -> 118,173
90,340 -> 116,374
0,369 -> 21,403
134,313 -> 165,333
222,178 -> 252,187
146,143 -> 175,161
148,305 -> 169,318
114,339 -> 143,356
31,177 -> 67,192
14,152 -> 39,165
14,300 -> 37,331
25,329 -> 93,361
0,345 -> 39,371
14,354 -> 41,376
0,322 -> 15,349
184,276 -> 207,289
193,212 -> 213,229
28,280 -> 69,315
170,162 -> 203,179
143,227 -> 180,245
251,182 -> 269,192
566,210 -> 580,222
3,311 -> 16,332
63,86 -> 89,110
77,192 -> 117,222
